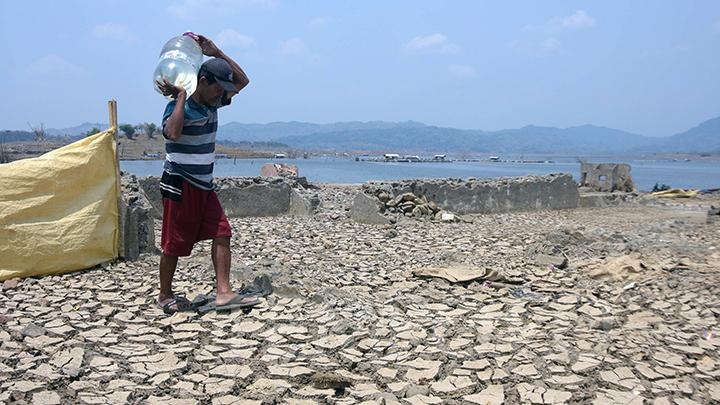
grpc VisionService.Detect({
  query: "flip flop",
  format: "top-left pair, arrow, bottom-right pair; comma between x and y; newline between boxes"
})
215,295 -> 260,312
237,275 -> 273,297
158,294 -> 209,315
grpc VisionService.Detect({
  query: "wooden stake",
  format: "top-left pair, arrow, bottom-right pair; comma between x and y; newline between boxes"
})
107,99 -> 124,258
108,99 -> 118,136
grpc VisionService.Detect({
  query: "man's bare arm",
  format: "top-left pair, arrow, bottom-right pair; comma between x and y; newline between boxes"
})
197,35 -> 249,92
156,80 -> 186,141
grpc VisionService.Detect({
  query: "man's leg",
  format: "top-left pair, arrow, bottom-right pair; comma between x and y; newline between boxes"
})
205,192 -> 257,308
212,237 -> 236,305
158,253 -> 179,303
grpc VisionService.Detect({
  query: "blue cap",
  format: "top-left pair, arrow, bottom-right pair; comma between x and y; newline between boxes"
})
199,58 -> 237,92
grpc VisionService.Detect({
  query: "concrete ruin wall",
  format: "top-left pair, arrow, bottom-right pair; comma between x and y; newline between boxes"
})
120,174 -> 319,260
580,163 -> 635,192
120,175 -> 158,261
135,176 -> 318,219
579,192 -> 638,208
362,173 -> 580,216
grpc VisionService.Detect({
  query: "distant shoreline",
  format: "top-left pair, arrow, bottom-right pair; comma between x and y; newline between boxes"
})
3,138 -> 719,164
118,152 -> 720,163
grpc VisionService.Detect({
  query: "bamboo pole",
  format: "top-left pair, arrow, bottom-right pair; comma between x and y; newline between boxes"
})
108,100 -> 124,258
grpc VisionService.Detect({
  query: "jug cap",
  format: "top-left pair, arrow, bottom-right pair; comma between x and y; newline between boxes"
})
182,31 -> 199,41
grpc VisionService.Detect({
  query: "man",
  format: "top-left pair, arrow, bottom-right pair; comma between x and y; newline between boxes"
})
155,34 -> 255,313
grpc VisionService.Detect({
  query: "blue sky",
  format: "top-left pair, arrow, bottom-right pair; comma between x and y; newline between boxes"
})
1,1 -> 719,136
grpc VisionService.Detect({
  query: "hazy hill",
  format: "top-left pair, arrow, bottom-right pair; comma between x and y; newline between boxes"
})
15,116 -> 720,154
481,125 -> 654,154
218,121 -> 657,154
657,117 -> 720,153
217,120 -> 426,142
275,125 -> 476,153
45,122 -> 106,137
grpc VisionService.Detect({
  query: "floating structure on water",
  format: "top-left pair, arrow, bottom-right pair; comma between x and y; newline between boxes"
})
356,154 -> 452,163
356,153 -> 555,164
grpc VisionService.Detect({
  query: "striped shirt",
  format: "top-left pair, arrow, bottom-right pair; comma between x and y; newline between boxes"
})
161,97 -> 219,195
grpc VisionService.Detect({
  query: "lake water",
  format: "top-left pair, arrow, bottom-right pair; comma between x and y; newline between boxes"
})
120,158 -> 720,192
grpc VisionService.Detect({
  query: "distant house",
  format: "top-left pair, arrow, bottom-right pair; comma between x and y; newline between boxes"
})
433,154 -> 446,161
489,156 -> 500,162
274,153 -> 286,159
404,155 -> 421,162
384,153 -> 400,162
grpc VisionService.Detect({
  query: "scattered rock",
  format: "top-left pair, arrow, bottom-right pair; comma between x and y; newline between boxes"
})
311,372 -> 353,394
21,323 -> 46,338
3,278 -> 20,290
592,318 -> 619,331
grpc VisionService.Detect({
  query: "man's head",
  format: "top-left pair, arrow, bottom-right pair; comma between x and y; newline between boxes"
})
195,58 -> 238,107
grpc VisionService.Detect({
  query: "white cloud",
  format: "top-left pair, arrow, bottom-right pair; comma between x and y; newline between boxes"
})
407,33 -> 446,50
448,64 -> 476,78
27,55 -> 86,77
310,16 -> 332,28
169,0 -> 275,19
279,38 -> 304,56
550,10 -> 596,30
405,33 -> 460,54
509,38 -> 563,56
541,38 -> 562,52
92,23 -> 135,42
216,29 -> 255,48
524,10 -> 596,33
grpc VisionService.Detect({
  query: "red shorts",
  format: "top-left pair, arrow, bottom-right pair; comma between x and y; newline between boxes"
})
161,180 -> 232,257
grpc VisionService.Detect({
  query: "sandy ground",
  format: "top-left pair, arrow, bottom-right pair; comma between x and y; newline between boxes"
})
1,186 -> 719,404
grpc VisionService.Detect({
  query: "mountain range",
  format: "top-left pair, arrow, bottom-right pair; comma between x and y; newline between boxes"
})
6,116 -> 719,155
218,116 -> 720,154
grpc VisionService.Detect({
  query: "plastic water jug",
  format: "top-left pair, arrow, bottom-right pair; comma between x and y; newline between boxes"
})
153,32 -> 203,98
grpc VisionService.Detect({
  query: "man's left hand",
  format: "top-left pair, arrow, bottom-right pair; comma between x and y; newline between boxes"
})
197,35 -> 221,57
156,79 -> 186,100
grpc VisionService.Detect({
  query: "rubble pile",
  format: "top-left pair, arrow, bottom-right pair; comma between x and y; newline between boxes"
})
260,162 -> 299,178
360,183 -> 461,222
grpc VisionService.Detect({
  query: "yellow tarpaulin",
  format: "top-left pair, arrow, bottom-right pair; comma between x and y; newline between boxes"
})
651,188 -> 699,198
0,130 -> 120,281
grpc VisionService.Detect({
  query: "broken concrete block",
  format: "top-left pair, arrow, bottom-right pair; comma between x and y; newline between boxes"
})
350,193 -> 390,225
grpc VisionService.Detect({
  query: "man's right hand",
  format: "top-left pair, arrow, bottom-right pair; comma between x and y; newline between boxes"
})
156,79 -> 186,100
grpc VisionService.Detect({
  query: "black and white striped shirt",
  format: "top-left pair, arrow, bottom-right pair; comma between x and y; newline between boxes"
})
160,97 -> 219,198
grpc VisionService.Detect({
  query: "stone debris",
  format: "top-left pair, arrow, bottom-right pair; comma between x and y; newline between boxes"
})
352,189 -> 458,224
21,323 -> 45,337
2,278 -> 20,291
1,185 -> 719,404
261,162 -> 299,178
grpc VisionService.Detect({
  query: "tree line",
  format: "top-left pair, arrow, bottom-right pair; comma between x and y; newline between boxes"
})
85,123 -> 159,140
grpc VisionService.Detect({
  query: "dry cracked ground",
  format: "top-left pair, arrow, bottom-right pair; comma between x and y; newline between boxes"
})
1,186 -> 719,405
